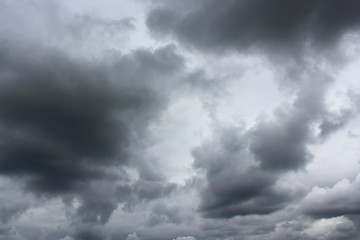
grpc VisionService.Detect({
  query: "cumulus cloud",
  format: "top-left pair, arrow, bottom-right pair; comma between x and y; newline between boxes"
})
301,173 -> 360,219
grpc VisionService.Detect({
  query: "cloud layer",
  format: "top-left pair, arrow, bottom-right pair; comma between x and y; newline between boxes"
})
1,0 -> 360,240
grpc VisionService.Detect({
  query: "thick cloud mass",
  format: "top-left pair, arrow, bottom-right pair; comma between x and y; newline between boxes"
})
1,0 -> 360,239
0,39 -> 185,239
0,42 -> 181,195
147,0 -> 360,55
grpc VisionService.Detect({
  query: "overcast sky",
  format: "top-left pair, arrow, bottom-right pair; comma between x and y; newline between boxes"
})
1,0 -> 360,240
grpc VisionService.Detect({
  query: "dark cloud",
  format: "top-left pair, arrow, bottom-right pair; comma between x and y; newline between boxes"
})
147,0 -> 360,56
200,187 -> 293,219
0,39 -> 186,239
0,43 -> 138,194
1,1 -> 360,240
192,126 -> 294,218
71,225 -> 109,240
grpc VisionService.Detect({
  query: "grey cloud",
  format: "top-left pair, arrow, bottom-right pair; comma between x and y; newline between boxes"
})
318,108 -> 354,139
127,232 -> 140,240
66,15 -> 134,38
107,181 -> 200,240
0,44 -> 129,194
192,74 -> 352,219
198,212 -> 292,240
192,126 -> 294,218
2,1 -> 360,239
116,179 -> 177,213
134,180 -> 176,201
70,225 -> 109,240
0,39 -> 187,239
0,181 -> 30,226
147,0 -> 360,56
250,80 -> 328,171
75,184 -> 120,225
173,237 -> 196,240
0,179 -> 32,240
0,203 -> 28,225
201,187 -> 292,219
0,226 -> 26,240
301,174 -> 360,219
245,216 -> 359,240
0,41 -> 184,193
199,212 -> 359,240
147,203 -> 182,226
147,0 -> 360,234
0,0 -> 135,51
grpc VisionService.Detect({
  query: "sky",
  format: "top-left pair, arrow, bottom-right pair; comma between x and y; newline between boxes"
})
1,0 -> 360,239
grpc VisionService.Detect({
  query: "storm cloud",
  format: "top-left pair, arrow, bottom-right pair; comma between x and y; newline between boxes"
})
0,36 -> 185,239
0,41 -> 184,193
147,0 -> 360,55
1,0 -> 360,239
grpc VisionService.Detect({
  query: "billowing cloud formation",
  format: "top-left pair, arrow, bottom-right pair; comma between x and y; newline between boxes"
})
148,0 -> 360,223
192,76 -> 335,218
301,173 -> 360,218
1,0 -> 360,239
0,41 -> 183,193
0,38 -> 185,239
